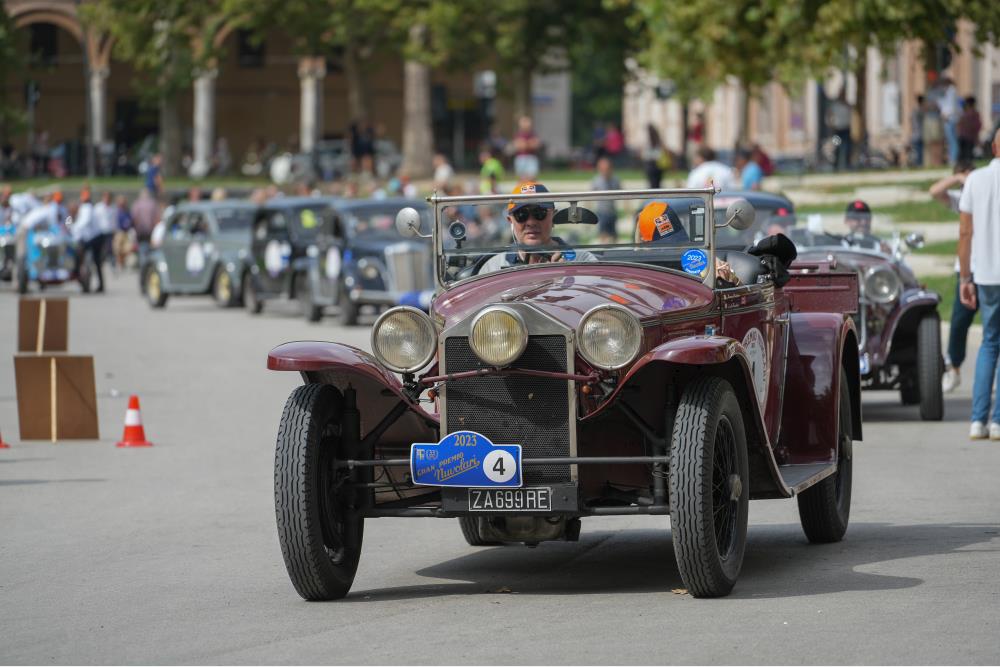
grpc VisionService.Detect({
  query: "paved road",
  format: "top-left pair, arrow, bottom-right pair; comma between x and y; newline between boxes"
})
1,274 -> 998,665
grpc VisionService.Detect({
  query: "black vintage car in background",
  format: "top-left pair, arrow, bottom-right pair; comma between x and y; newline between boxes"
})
715,191 -> 797,248
312,198 -> 434,326
243,196 -> 342,320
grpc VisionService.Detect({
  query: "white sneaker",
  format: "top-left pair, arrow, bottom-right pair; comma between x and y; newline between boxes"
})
942,366 -> 960,393
991,423 -> 1000,441
970,421 -> 988,439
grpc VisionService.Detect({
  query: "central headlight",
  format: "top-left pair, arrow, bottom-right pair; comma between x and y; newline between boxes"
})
470,306 -> 528,367
371,307 -> 436,373
578,305 -> 642,370
864,266 -> 901,304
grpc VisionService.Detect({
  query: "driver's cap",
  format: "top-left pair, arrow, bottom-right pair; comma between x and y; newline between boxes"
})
846,199 -> 871,217
636,201 -> 682,242
508,181 -> 555,213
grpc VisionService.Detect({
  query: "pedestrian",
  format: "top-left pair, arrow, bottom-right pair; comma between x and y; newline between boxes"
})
432,153 -> 454,192
931,161 -> 976,392
686,146 -> 736,190
113,194 -> 133,270
751,143 -> 774,176
826,92 -> 852,171
130,188 -> 159,266
734,147 -> 763,191
910,95 -> 925,167
70,189 -> 104,293
603,123 -> 624,165
591,156 -> 621,244
513,116 -> 541,181
94,191 -> 116,272
643,124 -> 665,189
938,78 -> 961,165
958,128 -> 1000,439
923,95 -> 945,166
957,96 -> 982,163
145,153 -> 163,199
478,147 -> 505,195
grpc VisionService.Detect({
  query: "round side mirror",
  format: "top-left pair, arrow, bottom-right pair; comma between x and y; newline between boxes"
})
905,232 -> 925,249
725,199 -> 756,231
395,207 -> 422,238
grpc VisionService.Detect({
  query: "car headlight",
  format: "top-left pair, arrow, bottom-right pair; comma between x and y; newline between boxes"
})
469,306 -> 528,367
371,307 -> 436,373
578,305 -> 642,370
864,266 -> 901,304
359,260 -> 380,280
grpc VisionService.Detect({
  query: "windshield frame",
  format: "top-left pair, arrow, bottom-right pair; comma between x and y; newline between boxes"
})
430,187 -> 720,290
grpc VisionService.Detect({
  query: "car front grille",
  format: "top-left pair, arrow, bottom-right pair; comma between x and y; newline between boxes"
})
385,243 -> 431,293
46,246 -> 62,268
444,335 -> 571,485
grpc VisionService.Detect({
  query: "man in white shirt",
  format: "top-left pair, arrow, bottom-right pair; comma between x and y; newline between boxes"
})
686,147 -> 736,190
938,78 -> 961,165
71,189 -> 105,292
14,191 -> 64,291
432,153 -> 454,192
958,128 -> 1000,439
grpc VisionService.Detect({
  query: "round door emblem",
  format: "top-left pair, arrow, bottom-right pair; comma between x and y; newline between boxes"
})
185,243 -> 205,274
325,247 -> 342,280
264,240 -> 285,277
742,327 -> 768,408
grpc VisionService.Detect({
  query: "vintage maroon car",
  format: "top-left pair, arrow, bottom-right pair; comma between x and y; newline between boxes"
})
792,228 -> 943,420
268,187 -> 861,599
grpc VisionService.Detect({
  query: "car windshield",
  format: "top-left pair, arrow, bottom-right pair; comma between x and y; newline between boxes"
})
215,207 -> 255,232
432,189 -> 719,288
346,204 -> 431,240
288,205 -> 331,240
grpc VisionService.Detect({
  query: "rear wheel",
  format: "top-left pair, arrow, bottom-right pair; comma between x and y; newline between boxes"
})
669,376 -> 749,598
338,282 -> 359,326
917,313 -> 944,421
797,368 -> 853,542
459,517 -> 502,546
212,267 -> 239,308
295,272 -> 323,323
243,273 -> 263,314
275,384 -> 363,601
144,267 -> 168,308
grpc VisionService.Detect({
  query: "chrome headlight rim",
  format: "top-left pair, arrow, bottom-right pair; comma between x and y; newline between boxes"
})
469,305 -> 528,368
864,266 -> 901,305
577,304 -> 643,371
370,306 -> 437,374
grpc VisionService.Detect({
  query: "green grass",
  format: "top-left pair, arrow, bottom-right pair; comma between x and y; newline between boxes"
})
796,200 -> 960,223
918,273 -> 982,324
914,239 -> 958,255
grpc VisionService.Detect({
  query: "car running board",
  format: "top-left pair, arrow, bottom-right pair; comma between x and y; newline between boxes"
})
777,463 -> 837,495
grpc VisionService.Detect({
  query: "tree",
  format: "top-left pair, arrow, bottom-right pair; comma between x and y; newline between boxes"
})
0,5 -> 26,145
80,1 -> 230,176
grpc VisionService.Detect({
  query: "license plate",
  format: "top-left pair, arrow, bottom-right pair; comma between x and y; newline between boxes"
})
469,487 -> 551,512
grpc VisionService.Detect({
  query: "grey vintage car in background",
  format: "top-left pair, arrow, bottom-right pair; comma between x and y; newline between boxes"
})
312,198 -> 434,326
142,200 -> 257,309
792,228 -> 943,420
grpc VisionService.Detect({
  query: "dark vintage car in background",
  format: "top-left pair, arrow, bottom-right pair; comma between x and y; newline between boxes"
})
266,187 -> 862,600
792,228 -> 943,420
316,198 -> 434,326
141,200 -> 257,309
242,196 -> 341,320
0,219 -> 17,282
714,190 -> 797,248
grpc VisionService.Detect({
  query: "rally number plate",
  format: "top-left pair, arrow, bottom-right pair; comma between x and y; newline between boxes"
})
410,430 -> 522,488
469,487 -> 552,512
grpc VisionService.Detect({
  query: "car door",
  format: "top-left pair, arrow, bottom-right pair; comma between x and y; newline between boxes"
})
252,209 -> 290,296
160,211 -> 190,287
175,211 -> 212,289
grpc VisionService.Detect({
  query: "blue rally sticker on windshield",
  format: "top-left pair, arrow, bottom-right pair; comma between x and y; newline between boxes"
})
681,249 -> 708,276
411,431 -> 522,488
562,249 -> 577,261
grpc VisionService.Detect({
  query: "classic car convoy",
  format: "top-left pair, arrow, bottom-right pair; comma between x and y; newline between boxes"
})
268,185 -> 865,600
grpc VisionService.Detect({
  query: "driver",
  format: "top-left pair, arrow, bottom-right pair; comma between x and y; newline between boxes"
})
478,182 -> 596,274
844,199 -> 873,235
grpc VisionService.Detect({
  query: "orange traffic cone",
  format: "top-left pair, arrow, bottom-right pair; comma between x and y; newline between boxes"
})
116,395 -> 153,448
0,428 -> 10,449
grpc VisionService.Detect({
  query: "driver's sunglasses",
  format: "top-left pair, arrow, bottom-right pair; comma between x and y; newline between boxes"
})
512,206 -> 549,223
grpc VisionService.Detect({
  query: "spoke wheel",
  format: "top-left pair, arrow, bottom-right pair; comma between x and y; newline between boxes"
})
243,273 -> 263,314
275,384 -> 363,600
669,376 -> 749,598
213,268 -> 236,307
145,268 -> 168,308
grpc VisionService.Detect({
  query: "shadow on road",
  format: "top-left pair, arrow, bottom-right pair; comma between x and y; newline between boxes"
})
862,396 -> 971,423
347,521 -> 998,601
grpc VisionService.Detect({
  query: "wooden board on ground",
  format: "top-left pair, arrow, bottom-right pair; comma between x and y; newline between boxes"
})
13,355 -> 99,441
17,298 -> 69,353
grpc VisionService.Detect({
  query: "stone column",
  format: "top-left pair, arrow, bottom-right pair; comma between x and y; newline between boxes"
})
189,68 -> 217,179
298,57 -> 326,154
88,66 -> 109,148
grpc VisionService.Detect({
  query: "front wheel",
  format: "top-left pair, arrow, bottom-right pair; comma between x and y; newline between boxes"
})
275,384 -> 363,600
212,267 -> 239,308
295,272 -> 323,323
917,313 -> 944,421
669,376 -> 749,598
243,273 -> 263,314
338,282 -> 359,326
144,267 -> 168,308
797,368 -> 853,542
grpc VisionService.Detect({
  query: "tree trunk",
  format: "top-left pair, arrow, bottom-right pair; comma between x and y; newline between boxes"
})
680,101 -> 690,171
401,25 -> 433,179
343,43 -> 371,125
159,92 -> 182,178
511,66 -> 533,123
851,52 -> 868,163
737,80 -> 751,149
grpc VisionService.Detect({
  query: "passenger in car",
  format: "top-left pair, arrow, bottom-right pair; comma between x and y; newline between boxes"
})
634,201 -> 741,286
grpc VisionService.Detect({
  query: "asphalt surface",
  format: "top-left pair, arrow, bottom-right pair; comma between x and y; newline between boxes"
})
1,273 -> 998,665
